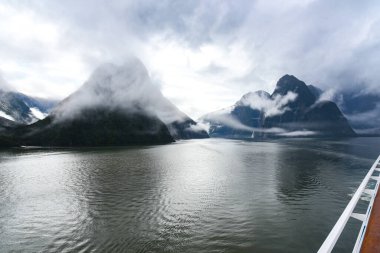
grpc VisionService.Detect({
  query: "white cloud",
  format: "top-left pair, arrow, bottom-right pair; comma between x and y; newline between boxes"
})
202,113 -> 254,132
278,130 -> 318,137
0,72 -> 11,91
0,2 -> 90,99
317,89 -> 336,102
238,91 -> 298,117
0,0 -> 380,119
142,37 -> 254,118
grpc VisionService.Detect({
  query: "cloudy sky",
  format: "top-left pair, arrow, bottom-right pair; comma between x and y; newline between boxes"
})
1,0 -> 380,119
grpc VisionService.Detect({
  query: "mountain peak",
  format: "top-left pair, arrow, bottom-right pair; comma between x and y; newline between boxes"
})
49,57 -> 208,142
273,74 -> 316,107
275,74 -> 306,92
55,58 -> 161,121
91,58 -> 147,80
237,90 -> 271,105
241,90 -> 270,99
280,74 -> 297,80
84,58 -> 151,97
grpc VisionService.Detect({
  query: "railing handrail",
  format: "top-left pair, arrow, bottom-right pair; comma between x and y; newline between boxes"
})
352,178 -> 380,252
318,154 -> 380,253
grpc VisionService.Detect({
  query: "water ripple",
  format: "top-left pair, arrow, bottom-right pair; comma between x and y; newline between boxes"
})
0,138 -> 379,252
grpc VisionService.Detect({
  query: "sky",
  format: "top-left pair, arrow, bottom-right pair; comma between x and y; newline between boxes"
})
0,0 -> 380,119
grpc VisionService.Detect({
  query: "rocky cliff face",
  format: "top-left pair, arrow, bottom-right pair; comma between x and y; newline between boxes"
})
201,75 -> 356,138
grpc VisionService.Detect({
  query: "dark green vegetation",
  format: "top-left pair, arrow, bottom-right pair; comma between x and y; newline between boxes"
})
167,119 -> 209,139
0,116 -> 19,131
0,118 -> 20,147
5,108 -> 174,147
0,136 -> 17,148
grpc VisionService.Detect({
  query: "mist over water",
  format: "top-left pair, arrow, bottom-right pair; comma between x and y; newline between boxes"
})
0,138 -> 379,252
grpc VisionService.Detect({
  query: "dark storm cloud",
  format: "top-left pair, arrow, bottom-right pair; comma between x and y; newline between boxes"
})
126,0 -> 252,46
238,0 -> 380,93
118,0 -> 380,93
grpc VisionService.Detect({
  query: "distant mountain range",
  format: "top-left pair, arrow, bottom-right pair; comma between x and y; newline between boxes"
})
0,58 -> 208,147
0,89 -> 58,126
200,75 -> 356,138
1,65 -> 379,147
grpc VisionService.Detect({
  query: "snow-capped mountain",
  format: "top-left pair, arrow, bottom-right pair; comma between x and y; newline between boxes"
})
0,89 -> 58,125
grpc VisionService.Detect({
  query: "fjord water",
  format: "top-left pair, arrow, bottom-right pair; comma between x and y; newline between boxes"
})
0,138 -> 379,252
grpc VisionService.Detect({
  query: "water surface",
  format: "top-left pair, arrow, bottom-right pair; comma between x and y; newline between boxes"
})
0,137 -> 379,252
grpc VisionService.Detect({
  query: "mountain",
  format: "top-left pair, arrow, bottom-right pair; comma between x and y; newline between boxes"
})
263,75 -> 316,129
338,92 -> 380,135
295,101 -> 355,136
3,58 -> 207,147
263,75 -> 355,136
200,91 -> 268,138
0,116 -> 20,132
308,85 -> 323,99
272,75 -> 316,107
0,89 -> 58,125
12,107 -> 174,146
308,85 -> 380,136
54,59 -> 207,140
201,75 -> 355,138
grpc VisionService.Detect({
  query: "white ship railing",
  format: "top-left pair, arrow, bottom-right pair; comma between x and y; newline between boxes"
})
318,154 -> 380,253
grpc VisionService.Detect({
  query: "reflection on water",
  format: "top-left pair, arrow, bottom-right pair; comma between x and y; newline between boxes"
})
0,138 -> 379,252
